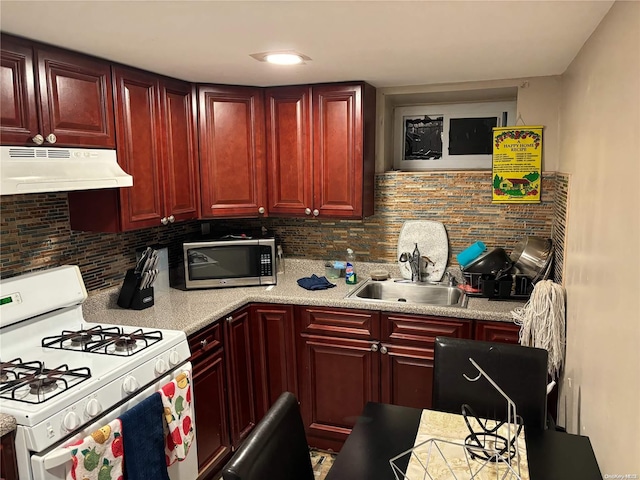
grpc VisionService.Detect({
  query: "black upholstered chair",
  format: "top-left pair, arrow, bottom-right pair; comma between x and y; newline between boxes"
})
432,336 -> 549,432
222,391 -> 314,480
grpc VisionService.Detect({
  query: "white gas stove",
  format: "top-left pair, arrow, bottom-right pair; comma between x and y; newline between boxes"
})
0,266 -> 196,480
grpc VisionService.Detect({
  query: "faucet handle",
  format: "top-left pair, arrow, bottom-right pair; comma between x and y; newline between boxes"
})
421,255 -> 435,266
443,271 -> 457,286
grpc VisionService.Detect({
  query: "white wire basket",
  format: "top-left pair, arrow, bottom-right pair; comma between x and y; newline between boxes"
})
389,358 -> 528,480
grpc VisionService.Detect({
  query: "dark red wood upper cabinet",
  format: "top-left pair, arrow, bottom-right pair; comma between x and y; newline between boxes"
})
113,66 -> 164,230
312,82 -> 376,218
0,35 -> 38,145
69,67 -> 198,232
0,34 -> 115,148
161,79 -> 200,223
198,85 -> 267,218
265,82 -> 376,219
265,86 -> 313,216
313,84 -> 363,218
36,45 -> 115,148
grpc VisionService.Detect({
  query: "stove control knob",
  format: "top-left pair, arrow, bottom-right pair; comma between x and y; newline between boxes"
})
62,411 -> 80,432
122,375 -> 139,394
85,398 -> 102,418
169,350 -> 181,366
155,358 -> 168,375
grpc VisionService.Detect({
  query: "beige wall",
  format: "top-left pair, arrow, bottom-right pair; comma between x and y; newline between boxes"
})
376,76 -> 561,172
558,0 -> 640,474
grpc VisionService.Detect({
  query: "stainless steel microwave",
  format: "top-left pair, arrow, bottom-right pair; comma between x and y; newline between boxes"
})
183,238 -> 276,289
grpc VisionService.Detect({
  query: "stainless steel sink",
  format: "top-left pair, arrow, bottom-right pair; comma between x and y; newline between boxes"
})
345,279 -> 467,308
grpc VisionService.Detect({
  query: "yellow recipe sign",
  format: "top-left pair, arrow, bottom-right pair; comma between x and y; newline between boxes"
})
492,126 -> 543,204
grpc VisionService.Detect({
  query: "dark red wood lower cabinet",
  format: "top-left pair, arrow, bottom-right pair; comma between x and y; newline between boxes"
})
1,430 -> 19,480
475,321 -> 521,344
192,348 -> 231,478
380,344 -> 435,410
298,334 -> 380,451
251,304 -> 297,419
224,308 -> 258,447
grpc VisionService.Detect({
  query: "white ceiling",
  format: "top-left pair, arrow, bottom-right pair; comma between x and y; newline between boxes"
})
1,1 -> 614,88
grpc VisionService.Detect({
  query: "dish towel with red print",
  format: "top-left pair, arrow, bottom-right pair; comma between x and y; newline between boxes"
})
159,371 -> 195,466
65,419 -> 124,480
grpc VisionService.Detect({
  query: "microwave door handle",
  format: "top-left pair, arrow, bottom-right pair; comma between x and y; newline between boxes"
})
43,446 -> 72,470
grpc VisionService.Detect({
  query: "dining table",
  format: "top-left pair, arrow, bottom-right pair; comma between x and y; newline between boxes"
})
324,402 -> 602,480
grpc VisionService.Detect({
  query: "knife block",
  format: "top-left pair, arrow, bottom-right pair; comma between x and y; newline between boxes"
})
117,269 -> 154,310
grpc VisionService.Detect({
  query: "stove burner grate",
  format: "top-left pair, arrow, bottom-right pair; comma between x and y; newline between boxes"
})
29,377 -> 58,396
114,336 -> 138,353
42,326 -> 163,356
0,358 -> 91,404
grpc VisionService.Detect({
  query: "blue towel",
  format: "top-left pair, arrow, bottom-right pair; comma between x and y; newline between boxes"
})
297,274 -> 336,291
120,392 -> 170,480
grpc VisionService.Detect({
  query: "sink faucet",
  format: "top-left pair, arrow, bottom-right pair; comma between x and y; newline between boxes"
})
399,243 -> 429,282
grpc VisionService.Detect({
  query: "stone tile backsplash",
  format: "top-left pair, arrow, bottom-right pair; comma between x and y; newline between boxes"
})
0,171 -> 566,292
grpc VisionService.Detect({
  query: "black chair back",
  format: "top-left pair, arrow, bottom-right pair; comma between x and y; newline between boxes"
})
433,336 -> 548,432
222,391 -> 314,480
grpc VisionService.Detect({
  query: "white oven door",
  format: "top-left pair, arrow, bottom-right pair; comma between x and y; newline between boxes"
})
30,363 -> 198,480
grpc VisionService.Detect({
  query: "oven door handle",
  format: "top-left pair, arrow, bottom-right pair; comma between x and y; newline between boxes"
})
43,447 -> 72,470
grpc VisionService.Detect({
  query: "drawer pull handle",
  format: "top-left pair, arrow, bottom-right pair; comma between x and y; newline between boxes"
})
201,339 -> 208,349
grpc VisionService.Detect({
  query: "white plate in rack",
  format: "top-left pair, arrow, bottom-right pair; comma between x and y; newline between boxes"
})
397,221 -> 449,281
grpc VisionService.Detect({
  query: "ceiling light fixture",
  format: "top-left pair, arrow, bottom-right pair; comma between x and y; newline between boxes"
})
250,51 -> 311,65
265,53 -> 303,65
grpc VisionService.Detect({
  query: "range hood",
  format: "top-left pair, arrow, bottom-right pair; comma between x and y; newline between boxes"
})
1,146 -> 133,195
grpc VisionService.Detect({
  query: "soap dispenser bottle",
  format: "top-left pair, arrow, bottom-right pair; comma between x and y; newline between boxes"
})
345,248 -> 357,284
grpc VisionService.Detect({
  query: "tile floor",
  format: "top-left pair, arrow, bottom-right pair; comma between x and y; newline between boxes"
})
310,449 -> 336,479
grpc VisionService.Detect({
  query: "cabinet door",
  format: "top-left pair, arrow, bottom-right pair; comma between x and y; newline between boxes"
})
475,321 -> 520,344
251,304 -> 298,419
198,85 -> 267,218
312,83 -> 376,218
161,78 -> 200,223
298,334 -> 380,451
1,431 -> 19,480
224,307 -> 258,446
191,348 -> 232,477
112,66 -> 165,230
380,344 -> 435,409
265,86 -> 313,216
36,45 -> 115,147
0,35 -> 38,145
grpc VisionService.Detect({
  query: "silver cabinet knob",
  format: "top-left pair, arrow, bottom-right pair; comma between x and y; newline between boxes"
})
226,316 -> 233,323
161,217 -> 168,225
200,339 -> 208,349
370,343 -> 379,352
380,346 -> 388,354
258,207 -> 265,214
168,215 -> 175,223
45,133 -> 57,144
305,208 -> 311,215
32,134 -> 44,145
313,209 -> 319,217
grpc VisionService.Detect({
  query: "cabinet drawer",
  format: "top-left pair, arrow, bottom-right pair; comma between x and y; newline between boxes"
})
298,306 -> 380,340
474,321 -> 520,344
188,321 -> 222,363
382,313 -> 471,347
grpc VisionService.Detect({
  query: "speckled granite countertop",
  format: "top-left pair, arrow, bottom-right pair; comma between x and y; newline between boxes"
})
83,259 -> 525,336
0,413 -> 17,436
